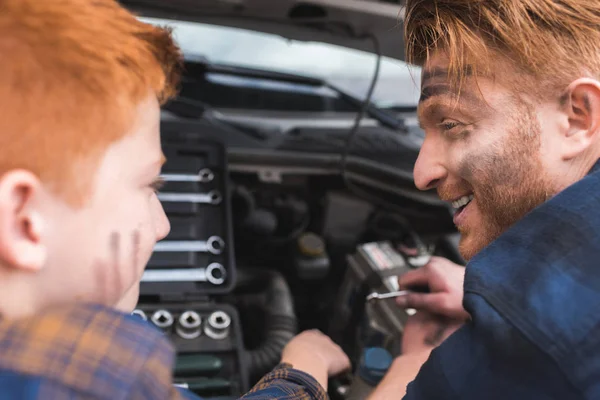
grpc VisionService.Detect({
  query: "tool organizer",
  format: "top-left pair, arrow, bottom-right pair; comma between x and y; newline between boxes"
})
137,120 -> 246,399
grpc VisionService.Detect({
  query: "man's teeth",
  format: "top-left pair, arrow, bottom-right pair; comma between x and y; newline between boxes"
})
452,194 -> 474,209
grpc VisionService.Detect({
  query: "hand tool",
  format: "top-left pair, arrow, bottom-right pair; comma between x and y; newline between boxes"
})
204,311 -> 231,340
176,311 -> 202,340
366,286 -> 430,302
158,190 -> 222,205
161,168 -> 214,183
154,236 -> 225,254
151,309 -> 174,332
142,263 -> 227,285
366,290 -> 411,302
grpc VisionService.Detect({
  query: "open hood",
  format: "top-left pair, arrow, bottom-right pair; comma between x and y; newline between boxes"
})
120,0 -> 408,61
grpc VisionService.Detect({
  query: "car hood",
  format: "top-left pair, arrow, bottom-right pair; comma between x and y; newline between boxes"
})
120,0 -> 407,61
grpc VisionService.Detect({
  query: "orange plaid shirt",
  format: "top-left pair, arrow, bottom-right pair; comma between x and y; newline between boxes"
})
0,303 -> 327,399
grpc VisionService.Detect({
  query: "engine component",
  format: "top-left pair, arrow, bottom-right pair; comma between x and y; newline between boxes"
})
175,354 -> 223,376
204,311 -> 231,340
176,311 -> 202,340
237,269 -> 298,381
330,241 -> 416,359
158,190 -> 222,205
151,309 -> 174,332
357,347 -> 393,386
294,232 -> 330,280
131,309 -> 147,321
346,347 -> 393,399
154,236 -> 225,255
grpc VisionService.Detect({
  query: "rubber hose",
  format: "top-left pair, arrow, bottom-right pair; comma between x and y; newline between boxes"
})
237,269 -> 298,377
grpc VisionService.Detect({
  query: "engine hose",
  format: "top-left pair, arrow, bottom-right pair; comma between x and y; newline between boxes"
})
236,269 -> 298,378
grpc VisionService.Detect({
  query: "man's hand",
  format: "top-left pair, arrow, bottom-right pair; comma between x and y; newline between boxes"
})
368,312 -> 462,400
402,311 -> 463,355
396,257 -> 469,320
280,330 -> 350,391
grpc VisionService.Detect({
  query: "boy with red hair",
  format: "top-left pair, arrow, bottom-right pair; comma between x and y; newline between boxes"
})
0,0 -> 348,398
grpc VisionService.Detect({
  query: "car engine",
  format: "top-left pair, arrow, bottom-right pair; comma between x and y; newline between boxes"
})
133,111 -> 464,399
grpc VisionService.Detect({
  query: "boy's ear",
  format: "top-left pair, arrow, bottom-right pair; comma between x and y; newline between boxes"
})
560,78 -> 600,161
0,170 -> 46,272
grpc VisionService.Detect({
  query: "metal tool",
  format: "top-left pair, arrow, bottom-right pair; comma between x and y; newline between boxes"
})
142,263 -> 227,285
151,309 -> 174,332
158,190 -> 222,205
161,168 -> 214,183
206,263 -> 227,285
154,236 -> 225,255
366,290 -> 412,302
204,311 -> 231,340
131,309 -> 147,321
176,311 -> 202,340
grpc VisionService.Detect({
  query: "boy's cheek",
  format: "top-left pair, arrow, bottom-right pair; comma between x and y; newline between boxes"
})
115,283 -> 140,312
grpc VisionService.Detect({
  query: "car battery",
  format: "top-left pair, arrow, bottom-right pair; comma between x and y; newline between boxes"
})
135,120 -> 247,399
330,241 -> 424,359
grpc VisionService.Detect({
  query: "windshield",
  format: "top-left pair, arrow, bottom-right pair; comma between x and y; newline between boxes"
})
141,17 -> 421,108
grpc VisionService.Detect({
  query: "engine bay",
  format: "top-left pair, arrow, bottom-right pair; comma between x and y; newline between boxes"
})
134,112 -> 463,399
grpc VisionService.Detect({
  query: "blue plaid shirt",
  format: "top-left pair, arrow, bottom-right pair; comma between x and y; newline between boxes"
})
0,303 -> 326,399
405,160 -> 600,399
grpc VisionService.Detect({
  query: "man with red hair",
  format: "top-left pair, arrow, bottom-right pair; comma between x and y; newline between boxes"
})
0,0 -> 348,398
369,0 -> 600,399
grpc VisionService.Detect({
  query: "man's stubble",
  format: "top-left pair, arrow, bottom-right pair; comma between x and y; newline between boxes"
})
455,104 -> 555,260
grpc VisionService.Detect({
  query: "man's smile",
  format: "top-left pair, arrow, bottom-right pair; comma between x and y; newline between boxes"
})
449,193 -> 475,227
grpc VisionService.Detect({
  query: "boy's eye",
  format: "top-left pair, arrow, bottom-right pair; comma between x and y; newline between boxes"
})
149,177 -> 165,193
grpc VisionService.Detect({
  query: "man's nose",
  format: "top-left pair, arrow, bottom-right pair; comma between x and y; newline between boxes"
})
413,136 -> 447,191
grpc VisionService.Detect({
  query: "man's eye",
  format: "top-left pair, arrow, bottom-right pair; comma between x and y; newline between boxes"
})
438,120 -> 462,132
149,177 -> 166,193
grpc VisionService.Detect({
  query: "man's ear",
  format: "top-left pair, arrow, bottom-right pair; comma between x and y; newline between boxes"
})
560,78 -> 600,161
0,170 -> 46,272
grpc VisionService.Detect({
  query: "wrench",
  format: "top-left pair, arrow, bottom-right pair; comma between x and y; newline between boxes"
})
154,236 -> 225,254
158,190 -> 222,205
366,290 -> 412,302
142,263 -> 227,285
161,168 -> 214,183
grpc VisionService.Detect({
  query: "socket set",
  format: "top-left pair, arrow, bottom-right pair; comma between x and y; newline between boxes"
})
133,303 -> 247,399
140,121 -> 236,296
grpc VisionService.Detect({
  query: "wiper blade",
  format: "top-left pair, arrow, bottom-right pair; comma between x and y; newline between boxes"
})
162,96 -> 208,119
162,96 -> 273,141
328,84 -> 405,132
183,58 -> 406,132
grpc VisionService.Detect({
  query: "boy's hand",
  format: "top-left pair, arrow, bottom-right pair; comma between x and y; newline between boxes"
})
281,330 -> 350,390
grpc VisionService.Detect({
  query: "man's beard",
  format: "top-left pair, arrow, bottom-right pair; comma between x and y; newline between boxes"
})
443,106 -> 555,260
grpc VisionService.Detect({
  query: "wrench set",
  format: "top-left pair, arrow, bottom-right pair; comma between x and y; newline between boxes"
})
137,126 -> 244,399
141,132 -> 235,291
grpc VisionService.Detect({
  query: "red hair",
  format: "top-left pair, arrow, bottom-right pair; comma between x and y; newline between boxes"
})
0,0 -> 182,204
404,0 -> 600,98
